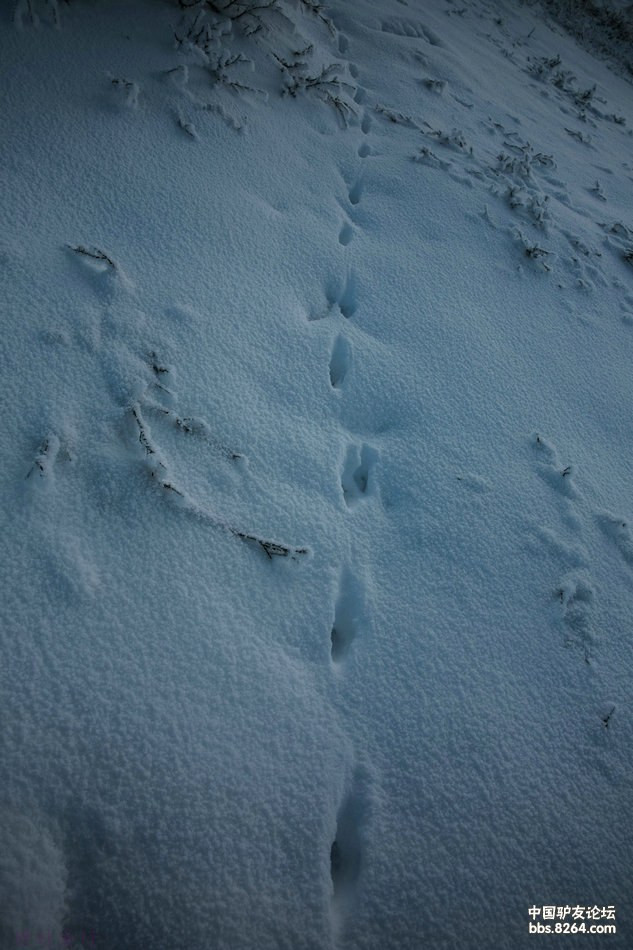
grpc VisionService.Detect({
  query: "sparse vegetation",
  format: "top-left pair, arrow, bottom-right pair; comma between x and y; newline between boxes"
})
171,0 -> 353,126
25,436 -> 55,479
533,0 -> 633,79
423,124 -> 471,153
515,230 -> 552,269
176,110 -> 197,138
176,0 -> 282,37
412,145 -> 451,170
601,705 -> 616,728
375,103 -> 419,128
278,59 -> 356,125
66,243 -> 116,269
525,243 -> 549,260
127,356 -> 304,560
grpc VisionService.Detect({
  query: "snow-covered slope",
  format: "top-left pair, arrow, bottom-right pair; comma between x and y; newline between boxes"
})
2,1 -> 633,948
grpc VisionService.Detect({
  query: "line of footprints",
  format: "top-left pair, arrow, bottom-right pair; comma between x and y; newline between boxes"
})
312,82 -> 380,513
532,432 -> 595,662
317,56 -> 377,937
531,431 -> 632,736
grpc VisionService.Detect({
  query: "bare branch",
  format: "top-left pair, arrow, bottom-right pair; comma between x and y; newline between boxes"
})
66,243 -> 116,269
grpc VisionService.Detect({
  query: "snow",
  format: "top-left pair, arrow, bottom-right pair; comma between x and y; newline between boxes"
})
1,0 -> 633,948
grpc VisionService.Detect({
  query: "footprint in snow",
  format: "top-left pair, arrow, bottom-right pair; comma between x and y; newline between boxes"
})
330,766 -> 372,918
348,177 -> 363,206
325,269 -> 358,319
329,334 -> 352,390
341,443 -> 379,506
330,567 -> 364,664
338,222 -> 354,247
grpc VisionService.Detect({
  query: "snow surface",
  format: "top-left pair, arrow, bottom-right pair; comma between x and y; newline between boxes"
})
1,0 -> 633,947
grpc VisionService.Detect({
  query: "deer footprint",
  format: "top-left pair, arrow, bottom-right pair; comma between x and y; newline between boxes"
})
326,269 -> 358,319
330,567 -> 364,664
329,335 -> 352,389
330,766 -> 372,922
338,222 -> 354,246
341,443 -> 379,506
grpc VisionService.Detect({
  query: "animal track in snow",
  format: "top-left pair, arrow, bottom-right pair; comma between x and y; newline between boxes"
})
341,443 -> 378,506
348,177 -> 363,206
330,567 -> 363,663
325,269 -> 358,319
338,222 -> 354,246
329,334 -> 352,389
357,142 -> 371,158
361,111 -> 372,134
109,75 -> 140,109
330,767 -> 372,915
353,85 -> 366,105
